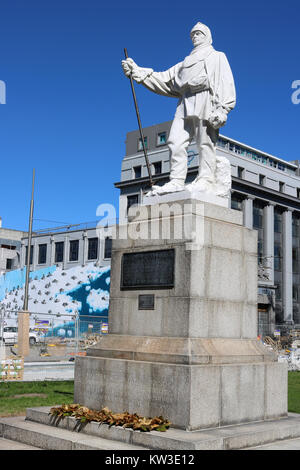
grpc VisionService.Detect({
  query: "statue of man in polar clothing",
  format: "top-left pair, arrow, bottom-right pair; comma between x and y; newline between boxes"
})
122,22 -> 236,197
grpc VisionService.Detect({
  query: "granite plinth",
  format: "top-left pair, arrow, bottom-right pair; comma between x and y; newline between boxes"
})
141,188 -> 230,208
74,199 -> 287,431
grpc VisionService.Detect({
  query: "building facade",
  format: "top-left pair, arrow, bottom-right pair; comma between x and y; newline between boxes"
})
0,218 -> 27,275
20,223 -> 112,272
0,224 -> 112,332
115,121 -> 300,337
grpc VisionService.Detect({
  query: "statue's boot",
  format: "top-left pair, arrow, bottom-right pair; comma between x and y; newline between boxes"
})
185,177 -> 214,193
145,179 -> 185,196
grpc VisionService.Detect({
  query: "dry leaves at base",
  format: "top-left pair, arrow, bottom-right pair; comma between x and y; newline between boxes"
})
49,404 -> 171,432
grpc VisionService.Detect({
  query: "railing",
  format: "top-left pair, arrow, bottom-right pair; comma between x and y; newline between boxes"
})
31,219 -> 119,235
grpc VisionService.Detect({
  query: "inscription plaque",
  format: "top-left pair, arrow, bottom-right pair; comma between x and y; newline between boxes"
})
121,249 -> 175,290
138,294 -> 155,310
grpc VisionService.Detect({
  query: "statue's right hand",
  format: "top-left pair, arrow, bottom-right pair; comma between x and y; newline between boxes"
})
121,58 -> 138,76
122,58 -> 153,83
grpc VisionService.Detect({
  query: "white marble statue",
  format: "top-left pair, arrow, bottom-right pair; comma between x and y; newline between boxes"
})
122,22 -> 236,198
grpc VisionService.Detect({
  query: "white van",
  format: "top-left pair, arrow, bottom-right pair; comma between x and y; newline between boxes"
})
0,326 -> 41,346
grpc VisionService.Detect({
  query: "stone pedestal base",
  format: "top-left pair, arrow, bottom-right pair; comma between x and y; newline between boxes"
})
74,199 -> 288,431
75,333 -> 287,430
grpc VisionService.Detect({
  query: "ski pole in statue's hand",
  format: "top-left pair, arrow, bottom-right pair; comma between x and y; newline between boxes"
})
123,48 -> 153,188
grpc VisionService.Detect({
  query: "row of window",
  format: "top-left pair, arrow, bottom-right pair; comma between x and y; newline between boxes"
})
137,132 -> 167,151
133,161 -> 162,179
25,237 -> 112,265
138,133 -> 290,176
236,166 -> 296,195
219,138 -> 290,173
1,244 -> 16,250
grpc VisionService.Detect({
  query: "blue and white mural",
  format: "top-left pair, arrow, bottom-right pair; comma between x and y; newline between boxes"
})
0,263 -> 110,337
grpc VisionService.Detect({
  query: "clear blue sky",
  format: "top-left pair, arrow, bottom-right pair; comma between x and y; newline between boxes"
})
0,0 -> 299,230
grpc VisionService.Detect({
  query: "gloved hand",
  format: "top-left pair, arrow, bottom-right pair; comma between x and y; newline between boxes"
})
121,58 -> 144,83
208,109 -> 228,129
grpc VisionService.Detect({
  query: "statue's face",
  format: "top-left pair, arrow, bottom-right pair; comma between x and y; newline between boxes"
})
190,30 -> 205,47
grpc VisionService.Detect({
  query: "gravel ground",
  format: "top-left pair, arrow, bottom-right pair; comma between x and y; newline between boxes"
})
3,342 -> 79,363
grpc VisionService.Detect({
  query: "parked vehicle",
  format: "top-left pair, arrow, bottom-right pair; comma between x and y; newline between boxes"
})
0,326 -> 41,345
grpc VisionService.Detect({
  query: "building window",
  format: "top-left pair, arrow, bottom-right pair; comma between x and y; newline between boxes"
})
253,201 -> 264,230
231,193 -> 243,211
297,188 -> 300,199
293,285 -> 299,302
25,245 -> 34,265
55,241 -> 64,263
274,210 -> 282,233
293,248 -> 299,273
237,166 -> 244,179
88,238 -> 98,260
104,237 -> 112,259
6,258 -> 13,270
294,305 -> 300,324
274,244 -> 282,271
133,166 -> 142,179
153,161 -> 162,175
217,138 -> 228,149
275,284 -> 282,300
138,136 -> 148,151
69,240 -> 79,262
279,182 -> 285,193
127,194 -> 139,213
157,132 -> 167,146
38,244 -> 47,264
293,215 -> 300,238
259,174 -> 265,186
257,239 -> 264,264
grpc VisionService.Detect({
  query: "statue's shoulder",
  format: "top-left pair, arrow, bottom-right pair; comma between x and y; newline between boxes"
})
208,49 -> 226,58
206,50 -> 228,66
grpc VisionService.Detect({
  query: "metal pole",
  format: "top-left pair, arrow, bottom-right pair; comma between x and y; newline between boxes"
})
0,306 -> 4,347
23,168 -> 35,312
124,48 -> 153,188
75,311 -> 79,356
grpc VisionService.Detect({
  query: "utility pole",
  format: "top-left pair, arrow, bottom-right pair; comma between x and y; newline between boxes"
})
23,168 -> 35,311
18,169 -> 35,357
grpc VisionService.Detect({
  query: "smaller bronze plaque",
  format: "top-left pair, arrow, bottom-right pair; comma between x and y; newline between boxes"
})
138,294 -> 155,310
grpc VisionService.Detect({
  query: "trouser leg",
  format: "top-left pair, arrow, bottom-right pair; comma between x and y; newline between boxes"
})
195,120 -> 218,183
168,116 -> 193,182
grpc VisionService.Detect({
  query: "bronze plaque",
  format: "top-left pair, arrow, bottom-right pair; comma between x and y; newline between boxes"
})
121,249 -> 175,290
138,294 -> 155,310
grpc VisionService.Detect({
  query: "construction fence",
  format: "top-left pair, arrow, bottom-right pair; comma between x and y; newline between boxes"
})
0,309 -> 108,363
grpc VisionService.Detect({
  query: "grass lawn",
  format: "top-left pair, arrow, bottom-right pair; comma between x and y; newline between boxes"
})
288,372 -> 300,414
0,380 -> 74,417
0,372 -> 300,418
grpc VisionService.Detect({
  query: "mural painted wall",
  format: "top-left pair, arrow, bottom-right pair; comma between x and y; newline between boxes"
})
0,263 -> 110,337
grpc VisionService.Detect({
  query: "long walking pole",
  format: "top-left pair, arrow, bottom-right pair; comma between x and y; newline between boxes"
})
124,48 -> 153,188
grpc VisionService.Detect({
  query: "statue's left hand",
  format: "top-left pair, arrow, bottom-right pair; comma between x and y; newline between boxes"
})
208,109 -> 228,129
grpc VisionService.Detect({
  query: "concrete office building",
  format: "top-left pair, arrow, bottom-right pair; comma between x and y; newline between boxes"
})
115,121 -> 300,337
20,223 -> 113,272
